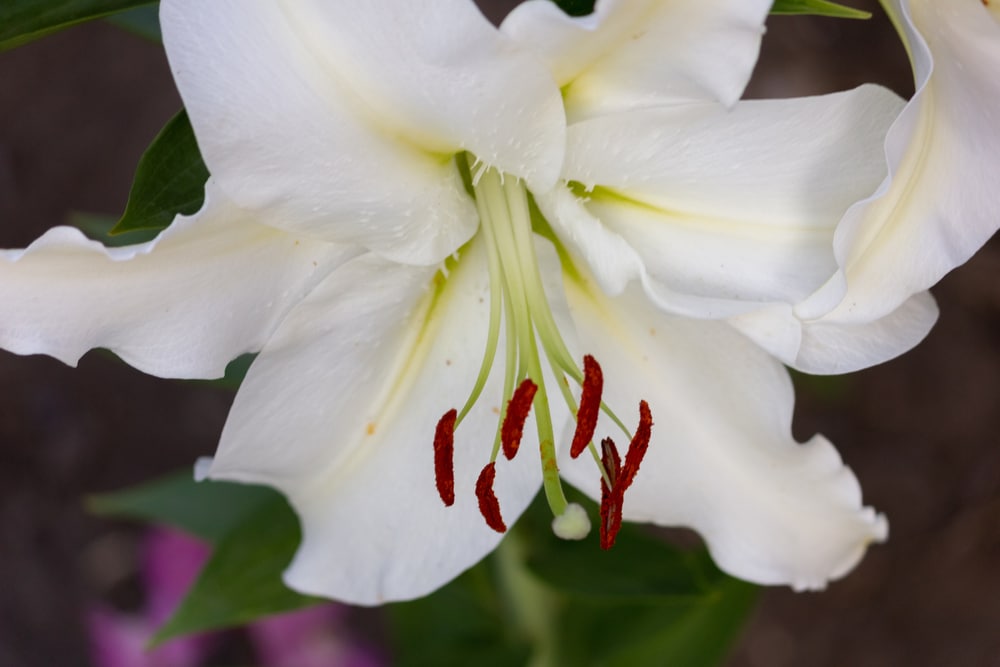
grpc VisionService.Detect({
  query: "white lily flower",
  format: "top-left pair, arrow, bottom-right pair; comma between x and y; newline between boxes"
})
0,0 -> 897,604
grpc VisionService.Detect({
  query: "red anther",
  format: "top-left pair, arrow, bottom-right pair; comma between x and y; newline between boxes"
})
599,437 -> 624,550
433,409 -> 457,507
618,400 -> 652,493
475,462 -> 507,533
501,379 -> 537,460
600,437 -> 622,485
570,355 -> 604,459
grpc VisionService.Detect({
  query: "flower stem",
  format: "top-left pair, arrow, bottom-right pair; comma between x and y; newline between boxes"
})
494,533 -> 559,667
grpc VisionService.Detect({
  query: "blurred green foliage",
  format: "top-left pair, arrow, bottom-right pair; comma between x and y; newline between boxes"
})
93,476 -> 756,664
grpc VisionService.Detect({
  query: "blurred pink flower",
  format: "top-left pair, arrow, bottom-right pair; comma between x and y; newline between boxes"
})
88,528 -> 210,667
249,605 -> 384,667
88,526 -> 385,667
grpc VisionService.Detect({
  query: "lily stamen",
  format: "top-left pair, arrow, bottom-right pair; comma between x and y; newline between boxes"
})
501,378 -> 537,460
570,354 -> 603,459
619,400 -> 653,493
475,462 -> 507,533
433,409 -> 458,507
599,437 -> 623,550
598,402 -> 653,549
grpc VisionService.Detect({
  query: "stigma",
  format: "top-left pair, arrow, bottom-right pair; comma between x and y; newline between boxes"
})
431,160 -> 652,548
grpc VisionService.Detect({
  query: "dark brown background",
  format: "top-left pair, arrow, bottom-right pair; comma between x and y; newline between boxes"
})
1,2 -> 998,665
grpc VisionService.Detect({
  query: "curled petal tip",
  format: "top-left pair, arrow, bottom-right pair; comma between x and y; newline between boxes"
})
870,511 -> 889,543
193,456 -> 214,482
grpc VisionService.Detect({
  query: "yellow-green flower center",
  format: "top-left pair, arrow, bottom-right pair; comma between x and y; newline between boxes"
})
433,157 -> 651,546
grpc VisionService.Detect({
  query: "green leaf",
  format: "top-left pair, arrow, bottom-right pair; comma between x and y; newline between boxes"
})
523,491 -> 756,666
790,367 -> 854,405
105,4 -> 160,41
525,523 -> 712,602
190,353 -> 256,391
90,473 -> 317,642
0,0 -> 156,52
389,490 -> 756,667
389,565 -> 533,667
69,211 -> 160,247
770,0 -> 871,18
518,487 -> 710,601
550,0 -> 596,16
88,472 -> 277,544
552,570 -> 757,667
152,494 -> 320,644
112,110 -> 209,235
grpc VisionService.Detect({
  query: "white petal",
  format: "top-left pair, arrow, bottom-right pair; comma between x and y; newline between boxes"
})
730,291 -> 939,374
162,0 -> 564,265
203,240 -> 542,604
558,87 -> 903,306
533,186 -> 644,296
0,183 -> 351,379
558,277 -> 887,590
794,290 -> 938,373
535,187 -> 778,320
502,0 -> 771,121
797,0 -> 1000,324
